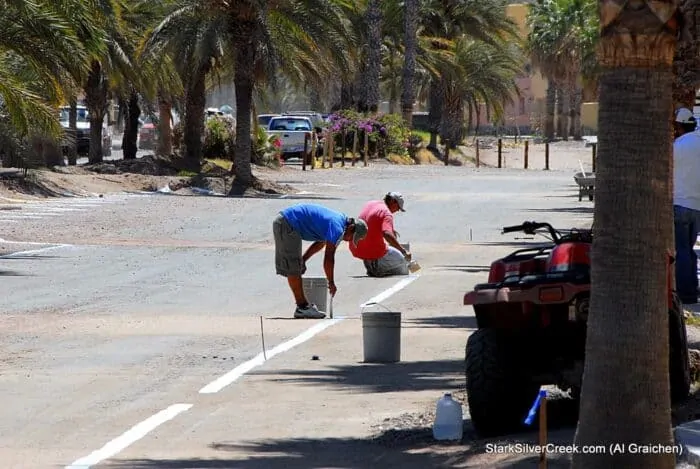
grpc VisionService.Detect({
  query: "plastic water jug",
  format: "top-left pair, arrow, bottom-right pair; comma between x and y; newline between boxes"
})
432,393 -> 463,441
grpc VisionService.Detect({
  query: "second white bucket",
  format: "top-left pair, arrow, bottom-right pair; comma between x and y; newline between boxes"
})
362,311 -> 402,363
303,276 -> 328,312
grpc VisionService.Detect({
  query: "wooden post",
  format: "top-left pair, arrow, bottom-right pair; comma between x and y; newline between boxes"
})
544,142 -> 550,170
341,129 -> 346,167
524,140 -> 529,169
322,137 -> 329,168
444,139 -> 450,166
352,131 -> 358,166
475,139 -> 480,168
539,394 -> 548,469
363,132 -> 369,166
497,138 -> 502,168
329,133 -> 335,168
592,143 -> 597,172
302,134 -> 308,171
310,134 -> 316,170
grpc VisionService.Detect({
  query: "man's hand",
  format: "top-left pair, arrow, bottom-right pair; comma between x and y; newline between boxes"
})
404,251 -> 412,262
328,281 -> 337,297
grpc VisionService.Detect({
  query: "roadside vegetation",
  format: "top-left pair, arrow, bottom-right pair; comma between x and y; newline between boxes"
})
0,0 -> 602,196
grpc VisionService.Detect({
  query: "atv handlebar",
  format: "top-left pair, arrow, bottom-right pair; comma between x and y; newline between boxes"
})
501,221 -> 560,241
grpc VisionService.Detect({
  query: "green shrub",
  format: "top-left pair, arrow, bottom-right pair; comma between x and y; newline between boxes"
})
203,116 -> 235,159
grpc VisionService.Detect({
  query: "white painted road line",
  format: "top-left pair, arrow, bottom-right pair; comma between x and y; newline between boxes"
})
64,275 -> 420,465
199,318 -> 343,394
0,244 -> 72,258
199,274 -> 421,394
64,403 -> 193,469
360,274 -> 419,308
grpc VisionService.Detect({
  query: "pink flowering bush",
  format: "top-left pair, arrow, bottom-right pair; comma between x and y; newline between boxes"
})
323,110 -> 410,157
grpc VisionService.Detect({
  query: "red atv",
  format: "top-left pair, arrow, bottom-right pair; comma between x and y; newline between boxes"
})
463,221 -> 690,437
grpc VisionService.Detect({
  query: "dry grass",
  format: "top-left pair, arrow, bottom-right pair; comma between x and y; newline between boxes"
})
385,153 -> 415,165
414,148 -> 441,165
205,158 -> 232,171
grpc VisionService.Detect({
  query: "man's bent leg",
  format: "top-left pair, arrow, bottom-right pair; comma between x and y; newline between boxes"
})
274,215 -> 310,307
372,247 -> 409,277
674,205 -> 697,303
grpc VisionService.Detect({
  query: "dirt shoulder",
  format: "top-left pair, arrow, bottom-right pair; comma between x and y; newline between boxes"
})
0,156 -> 297,201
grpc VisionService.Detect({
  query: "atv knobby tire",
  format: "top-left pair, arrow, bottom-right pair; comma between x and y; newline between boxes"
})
669,296 -> 691,403
465,329 -> 540,438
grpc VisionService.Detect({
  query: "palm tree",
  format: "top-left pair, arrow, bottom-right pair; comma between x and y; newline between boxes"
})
145,2 -> 227,169
196,0 -> 353,192
439,36 -> 522,147
401,0 -> 419,128
421,0 -> 519,147
0,0 -> 92,139
571,1 -> 678,467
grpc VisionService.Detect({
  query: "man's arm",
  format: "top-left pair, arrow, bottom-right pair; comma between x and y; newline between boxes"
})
303,241 -> 325,263
323,242 -> 337,295
383,230 -> 406,254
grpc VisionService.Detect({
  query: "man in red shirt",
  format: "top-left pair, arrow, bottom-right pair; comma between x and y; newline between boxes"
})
349,192 -> 411,277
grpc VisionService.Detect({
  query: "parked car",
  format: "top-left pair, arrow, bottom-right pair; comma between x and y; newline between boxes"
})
266,116 -> 317,160
138,116 -> 158,150
282,111 -> 324,126
58,105 -> 112,157
257,114 -> 280,129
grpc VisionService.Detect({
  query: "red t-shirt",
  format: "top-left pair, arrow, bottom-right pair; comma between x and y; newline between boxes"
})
349,200 -> 394,260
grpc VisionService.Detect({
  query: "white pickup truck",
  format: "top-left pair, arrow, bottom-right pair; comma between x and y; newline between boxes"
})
266,116 -> 318,160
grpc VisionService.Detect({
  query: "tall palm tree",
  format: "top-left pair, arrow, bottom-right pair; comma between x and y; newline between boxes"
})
145,2 -> 226,169
571,1 -> 678,467
401,0 -> 419,128
421,0 -> 519,146
198,0 -> 353,192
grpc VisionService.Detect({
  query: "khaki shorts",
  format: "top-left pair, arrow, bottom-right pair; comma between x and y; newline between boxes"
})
273,214 -> 303,277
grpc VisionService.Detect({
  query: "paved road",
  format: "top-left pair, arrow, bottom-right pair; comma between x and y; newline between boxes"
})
0,165 -> 592,467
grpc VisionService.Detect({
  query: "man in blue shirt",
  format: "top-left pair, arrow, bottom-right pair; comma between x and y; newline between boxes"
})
273,203 -> 368,318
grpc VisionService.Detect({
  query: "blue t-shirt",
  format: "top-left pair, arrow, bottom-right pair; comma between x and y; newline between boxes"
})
281,204 -> 347,244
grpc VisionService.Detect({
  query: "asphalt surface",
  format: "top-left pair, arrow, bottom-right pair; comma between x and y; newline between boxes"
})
0,165 -> 593,467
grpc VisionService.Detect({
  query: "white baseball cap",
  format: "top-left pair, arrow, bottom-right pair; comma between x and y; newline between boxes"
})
675,108 -> 696,124
386,192 -> 405,211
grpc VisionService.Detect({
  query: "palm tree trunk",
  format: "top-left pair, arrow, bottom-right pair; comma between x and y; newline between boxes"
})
441,82 -> 463,149
230,40 -> 256,192
556,86 -> 568,140
84,61 -> 108,164
544,82 -> 555,141
361,0 -> 383,112
67,98 -> 78,165
672,0 -> 700,109
157,96 -> 173,157
569,83 -> 582,140
122,91 -> 140,160
571,3 -> 678,468
339,81 -> 355,110
183,70 -> 206,170
401,0 -> 419,128
308,87 -> 322,111
427,79 -> 444,149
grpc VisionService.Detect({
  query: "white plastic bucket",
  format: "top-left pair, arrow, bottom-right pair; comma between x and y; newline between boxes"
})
302,276 -> 328,312
362,311 -> 402,363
